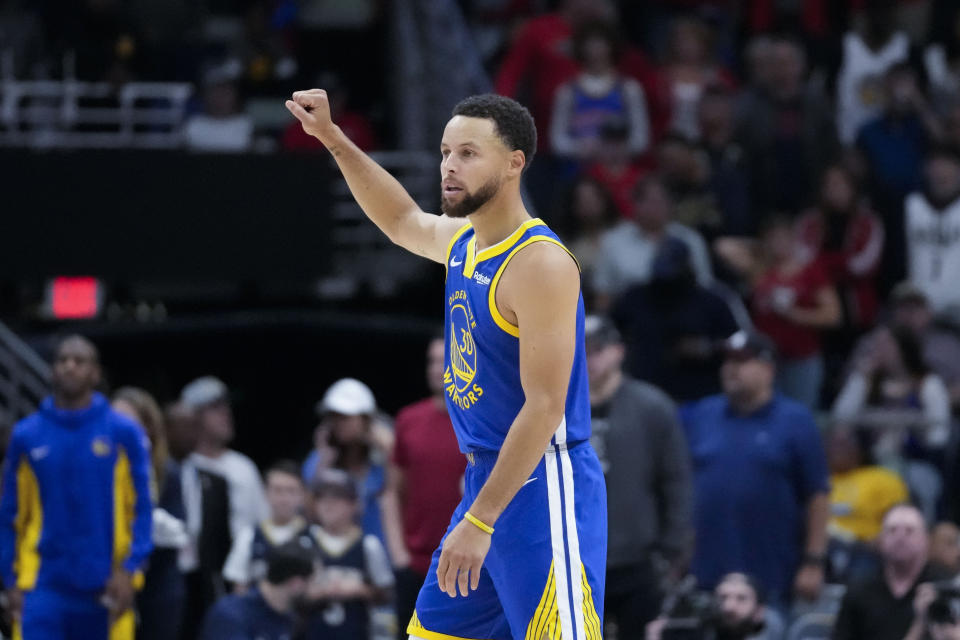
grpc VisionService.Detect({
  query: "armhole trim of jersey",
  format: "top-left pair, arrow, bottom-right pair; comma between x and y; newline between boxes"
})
488,236 -> 580,339
443,223 -> 473,276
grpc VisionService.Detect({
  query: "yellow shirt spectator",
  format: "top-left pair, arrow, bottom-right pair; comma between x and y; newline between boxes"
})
829,466 -> 908,542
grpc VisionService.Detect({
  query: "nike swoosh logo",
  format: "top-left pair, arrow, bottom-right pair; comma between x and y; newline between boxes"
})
523,477 -> 538,487
450,257 -> 463,267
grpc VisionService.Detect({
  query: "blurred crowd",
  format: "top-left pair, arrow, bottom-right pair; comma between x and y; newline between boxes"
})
6,0 -> 960,639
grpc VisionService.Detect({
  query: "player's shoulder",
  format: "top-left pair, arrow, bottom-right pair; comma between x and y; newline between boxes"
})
506,235 -> 578,276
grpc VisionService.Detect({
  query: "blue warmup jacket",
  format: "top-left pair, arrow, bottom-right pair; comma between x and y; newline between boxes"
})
0,393 -> 153,593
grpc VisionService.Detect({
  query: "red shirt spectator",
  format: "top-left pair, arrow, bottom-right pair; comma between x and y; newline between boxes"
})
752,258 -> 832,360
795,166 -> 884,328
390,397 -> 462,574
587,161 -> 646,218
494,1 -> 661,148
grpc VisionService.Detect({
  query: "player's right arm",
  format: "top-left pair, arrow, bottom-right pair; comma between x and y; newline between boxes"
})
286,89 -> 465,263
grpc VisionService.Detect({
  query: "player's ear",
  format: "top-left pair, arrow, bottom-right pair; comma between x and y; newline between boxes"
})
507,150 -> 525,177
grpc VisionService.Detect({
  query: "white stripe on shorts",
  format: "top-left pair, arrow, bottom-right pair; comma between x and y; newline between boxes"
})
544,416 -> 586,640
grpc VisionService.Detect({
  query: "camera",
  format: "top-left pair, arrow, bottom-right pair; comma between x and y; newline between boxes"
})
657,575 -> 768,640
927,581 -> 960,626
658,577 -> 716,640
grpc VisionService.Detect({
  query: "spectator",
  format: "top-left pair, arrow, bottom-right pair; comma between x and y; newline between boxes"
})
549,20 -> 650,165
907,583 -> 960,640
657,134 -> 724,240
737,35 -> 837,214
493,0 -> 615,148
561,176 -> 620,306
796,164 -> 885,332
611,237 -> 740,402
698,88 -> 753,236
303,378 -> 393,547
199,541 -> 315,640
0,335 -> 152,640
929,522 -> 960,575
718,215 -> 842,408
833,504 -> 949,640
113,389 -> 189,640
826,427 -> 908,583
112,387 -> 168,503
849,282 -> 960,412
184,63 -> 254,152
584,315 -> 692,635
584,119 -> 648,218
181,376 -> 269,543
647,572 -> 784,640
659,17 -> 734,140
835,0 -> 910,145
857,63 -> 940,217
166,401 -> 232,640
681,330 -> 830,608
593,175 -> 713,308
223,460 -> 316,592
379,336 -> 464,639
905,147 -> 960,320
281,73 -> 377,153
305,469 -> 394,640
833,325 -> 952,455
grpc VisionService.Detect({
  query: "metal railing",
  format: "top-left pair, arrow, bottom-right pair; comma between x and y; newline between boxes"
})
0,321 -> 49,426
0,78 -> 193,149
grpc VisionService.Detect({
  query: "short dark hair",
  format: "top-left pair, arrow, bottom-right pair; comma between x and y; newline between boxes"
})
718,572 -> 767,605
451,94 -> 537,171
266,459 -> 303,484
52,334 -> 100,365
264,541 -> 315,584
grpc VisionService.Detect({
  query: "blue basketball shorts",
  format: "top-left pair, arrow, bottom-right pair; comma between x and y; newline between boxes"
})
408,441 -> 607,640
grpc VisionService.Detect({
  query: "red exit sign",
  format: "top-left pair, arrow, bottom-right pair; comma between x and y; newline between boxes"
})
45,277 -> 102,319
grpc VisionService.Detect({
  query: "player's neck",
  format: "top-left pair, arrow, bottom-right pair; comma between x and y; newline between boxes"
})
468,190 -> 530,253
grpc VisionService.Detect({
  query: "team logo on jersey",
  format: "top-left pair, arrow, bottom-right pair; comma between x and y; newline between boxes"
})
91,437 -> 111,457
445,289 -> 484,410
449,302 -> 476,392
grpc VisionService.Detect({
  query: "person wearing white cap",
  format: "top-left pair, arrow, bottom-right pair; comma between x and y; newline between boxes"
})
180,376 -> 269,552
303,379 -> 393,549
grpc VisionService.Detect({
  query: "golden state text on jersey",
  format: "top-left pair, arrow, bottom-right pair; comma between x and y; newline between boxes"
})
442,218 -> 592,453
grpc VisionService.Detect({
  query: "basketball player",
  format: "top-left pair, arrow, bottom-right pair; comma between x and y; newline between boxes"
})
286,90 -> 606,640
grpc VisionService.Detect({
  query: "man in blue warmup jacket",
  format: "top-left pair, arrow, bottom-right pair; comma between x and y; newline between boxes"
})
0,335 -> 153,640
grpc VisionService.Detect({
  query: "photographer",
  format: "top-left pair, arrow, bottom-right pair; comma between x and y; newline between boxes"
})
646,572 -> 782,640
903,582 -> 960,640
833,504 -> 951,640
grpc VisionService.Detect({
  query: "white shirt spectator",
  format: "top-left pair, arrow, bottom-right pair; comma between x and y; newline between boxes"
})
836,30 -> 909,144
905,191 -> 960,316
592,220 -> 713,299
185,114 -> 253,152
191,450 -> 269,541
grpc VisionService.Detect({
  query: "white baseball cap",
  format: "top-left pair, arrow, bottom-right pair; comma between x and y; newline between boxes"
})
180,376 -> 229,410
316,378 -> 376,416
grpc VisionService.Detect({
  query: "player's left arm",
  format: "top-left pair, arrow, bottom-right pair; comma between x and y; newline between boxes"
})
436,242 -> 580,598
118,420 -> 154,574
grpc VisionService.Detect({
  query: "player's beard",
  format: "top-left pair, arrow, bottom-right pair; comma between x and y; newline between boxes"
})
441,175 -> 502,218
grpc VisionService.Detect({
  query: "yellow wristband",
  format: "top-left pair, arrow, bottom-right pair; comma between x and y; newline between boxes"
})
464,511 -> 494,535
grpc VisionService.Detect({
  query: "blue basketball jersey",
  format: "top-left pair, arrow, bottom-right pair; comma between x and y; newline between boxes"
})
442,217 -> 591,453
